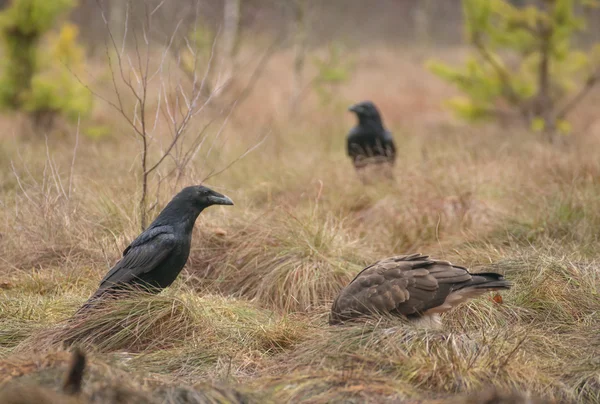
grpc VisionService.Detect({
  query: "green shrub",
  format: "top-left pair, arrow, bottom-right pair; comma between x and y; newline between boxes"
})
0,0 -> 92,129
312,42 -> 355,108
427,0 -> 600,140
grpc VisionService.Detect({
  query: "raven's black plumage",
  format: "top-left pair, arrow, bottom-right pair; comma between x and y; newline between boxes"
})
346,101 -> 396,175
76,185 -> 233,314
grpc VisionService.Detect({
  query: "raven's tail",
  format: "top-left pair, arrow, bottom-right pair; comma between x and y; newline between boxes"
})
73,300 -> 96,317
72,288 -> 107,318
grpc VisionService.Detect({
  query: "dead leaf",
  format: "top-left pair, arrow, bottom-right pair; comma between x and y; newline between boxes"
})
213,228 -> 227,236
0,281 -> 13,290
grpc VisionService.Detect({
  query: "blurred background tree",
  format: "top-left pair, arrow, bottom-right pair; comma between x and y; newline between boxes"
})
427,0 -> 600,142
0,0 -> 92,132
2,0 -> 600,140
312,42 -> 355,109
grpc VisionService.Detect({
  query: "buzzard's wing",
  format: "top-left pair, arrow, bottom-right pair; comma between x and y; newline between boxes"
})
330,254 -> 510,324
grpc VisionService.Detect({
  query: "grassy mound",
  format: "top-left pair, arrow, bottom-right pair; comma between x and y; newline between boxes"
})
265,323 -> 559,401
189,208 -> 376,312
0,349 -> 260,404
254,251 -> 599,403
23,292 -> 301,358
2,39 -> 600,403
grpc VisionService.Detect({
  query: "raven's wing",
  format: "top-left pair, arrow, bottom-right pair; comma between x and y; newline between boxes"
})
98,225 -> 176,290
75,226 -> 178,315
329,254 -> 473,324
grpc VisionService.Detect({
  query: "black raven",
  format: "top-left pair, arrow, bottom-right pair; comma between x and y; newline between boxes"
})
346,101 -> 396,180
76,185 -> 233,314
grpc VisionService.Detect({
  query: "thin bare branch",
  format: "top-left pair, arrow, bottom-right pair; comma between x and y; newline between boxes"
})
202,133 -> 269,183
44,134 -> 67,200
555,67 -> 600,120
152,87 -> 163,132
226,34 -> 284,108
198,25 -> 221,95
472,37 -> 520,104
183,117 -> 219,166
10,161 -> 36,207
121,1 -> 130,57
16,145 -> 38,186
68,116 -> 80,200
150,0 -> 165,17
204,99 -> 238,160
83,0 -> 276,228
95,0 -> 139,101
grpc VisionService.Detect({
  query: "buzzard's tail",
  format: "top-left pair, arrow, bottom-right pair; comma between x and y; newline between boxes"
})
423,272 -> 512,316
461,272 -> 513,291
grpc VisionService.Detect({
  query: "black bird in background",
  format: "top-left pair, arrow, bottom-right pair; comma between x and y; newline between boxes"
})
76,185 -> 233,315
346,101 -> 396,181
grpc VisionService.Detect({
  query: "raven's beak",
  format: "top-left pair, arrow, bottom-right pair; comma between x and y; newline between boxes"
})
209,194 -> 234,206
348,104 -> 361,113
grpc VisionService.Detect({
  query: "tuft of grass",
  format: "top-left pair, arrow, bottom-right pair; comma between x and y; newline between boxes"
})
253,250 -> 600,403
157,384 -> 261,404
41,291 -> 204,352
0,349 -> 261,403
28,290 -> 307,359
482,253 -> 600,329
258,371 -> 413,403
0,321 -> 41,354
263,321 -> 572,402
189,208 -> 375,312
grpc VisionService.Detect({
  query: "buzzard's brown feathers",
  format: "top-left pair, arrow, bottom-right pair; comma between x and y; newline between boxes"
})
330,253 -> 511,325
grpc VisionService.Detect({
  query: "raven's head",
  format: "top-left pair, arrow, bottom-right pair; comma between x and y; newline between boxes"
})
180,185 -> 234,208
348,101 -> 381,120
152,185 -> 234,229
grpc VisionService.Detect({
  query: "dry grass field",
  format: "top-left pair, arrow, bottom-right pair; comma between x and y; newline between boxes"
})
0,44 -> 599,403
